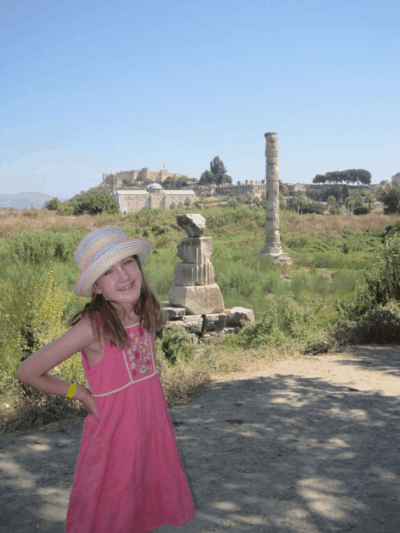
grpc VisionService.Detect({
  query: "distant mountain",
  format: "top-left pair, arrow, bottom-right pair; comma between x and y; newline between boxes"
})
0,192 -> 65,210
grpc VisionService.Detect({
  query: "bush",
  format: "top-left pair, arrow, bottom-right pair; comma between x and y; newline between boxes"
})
73,194 -> 120,216
234,313 -> 285,348
360,234 -> 400,310
274,293 -> 313,340
157,327 -> 195,365
0,269 -> 76,391
44,197 -> 61,211
302,202 -> 325,215
228,293 -> 314,349
354,205 -> 370,215
384,220 -> 400,239
302,332 -> 333,355
334,301 -> 400,345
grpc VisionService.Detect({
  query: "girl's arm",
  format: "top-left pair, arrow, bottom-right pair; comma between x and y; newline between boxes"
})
15,317 -> 97,414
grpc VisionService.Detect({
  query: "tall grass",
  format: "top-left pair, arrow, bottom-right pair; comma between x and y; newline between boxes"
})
2,206 -> 399,431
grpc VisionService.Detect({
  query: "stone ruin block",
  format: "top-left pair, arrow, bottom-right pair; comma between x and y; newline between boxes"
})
203,313 -> 227,332
173,262 -> 215,286
226,307 -> 255,327
168,284 -> 224,316
167,214 -> 224,315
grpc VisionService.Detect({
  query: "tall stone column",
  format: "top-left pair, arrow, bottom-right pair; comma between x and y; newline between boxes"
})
260,132 -> 291,263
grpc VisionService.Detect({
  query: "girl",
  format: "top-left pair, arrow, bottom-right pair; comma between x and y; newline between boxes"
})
16,227 -> 195,533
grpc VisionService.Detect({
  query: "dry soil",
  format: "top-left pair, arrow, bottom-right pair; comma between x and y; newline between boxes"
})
1,345 -> 400,533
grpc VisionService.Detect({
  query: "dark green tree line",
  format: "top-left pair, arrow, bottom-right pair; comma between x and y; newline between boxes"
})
313,169 -> 371,186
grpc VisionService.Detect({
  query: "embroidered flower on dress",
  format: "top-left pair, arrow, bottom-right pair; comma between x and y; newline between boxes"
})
140,365 -> 148,373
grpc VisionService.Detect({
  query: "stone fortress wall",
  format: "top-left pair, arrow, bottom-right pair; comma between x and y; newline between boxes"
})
214,180 -> 266,198
103,168 -> 187,185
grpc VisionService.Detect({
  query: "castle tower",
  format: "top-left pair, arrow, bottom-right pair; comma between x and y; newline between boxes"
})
260,132 -> 291,264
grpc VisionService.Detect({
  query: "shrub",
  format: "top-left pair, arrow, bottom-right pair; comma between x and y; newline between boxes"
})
0,269 -> 78,391
384,220 -> 400,239
334,300 -> 400,345
302,332 -> 333,355
354,205 -> 370,215
274,293 -> 313,340
229,293 -> 314,349
73,194 -> 120,216
235,312 -> 285,348
357,234 -> 400,312
157,327 -> 195,365
44,197 -> 61,211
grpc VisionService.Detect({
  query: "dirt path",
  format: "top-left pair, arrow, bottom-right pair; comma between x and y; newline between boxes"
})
1,345 -> 400,533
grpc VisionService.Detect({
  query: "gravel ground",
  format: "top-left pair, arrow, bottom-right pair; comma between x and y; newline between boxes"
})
1,345 -> 400,533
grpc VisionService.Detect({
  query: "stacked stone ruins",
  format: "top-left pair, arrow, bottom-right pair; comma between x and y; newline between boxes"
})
163,214 -> 254,344
260,131 -> 291,264
167,214 -> 224,315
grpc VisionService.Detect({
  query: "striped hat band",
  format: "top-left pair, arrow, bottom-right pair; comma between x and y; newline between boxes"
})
73,227 -> 152,297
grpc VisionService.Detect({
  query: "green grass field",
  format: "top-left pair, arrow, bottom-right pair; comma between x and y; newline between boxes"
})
1,206 -> 399,432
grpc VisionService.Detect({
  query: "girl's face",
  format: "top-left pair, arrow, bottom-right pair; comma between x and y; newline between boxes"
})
92,256 -> 142,307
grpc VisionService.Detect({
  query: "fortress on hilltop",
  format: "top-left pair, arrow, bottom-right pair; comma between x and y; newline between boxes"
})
103,167 -> 187,185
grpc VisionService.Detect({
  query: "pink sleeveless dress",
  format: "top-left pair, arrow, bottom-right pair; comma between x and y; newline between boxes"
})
65,321 -> 195,533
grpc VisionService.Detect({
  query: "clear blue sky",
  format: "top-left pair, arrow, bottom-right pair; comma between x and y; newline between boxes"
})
1,0 -> 399,199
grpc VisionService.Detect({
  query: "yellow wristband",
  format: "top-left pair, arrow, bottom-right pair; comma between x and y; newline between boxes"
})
66,383 -> 77,398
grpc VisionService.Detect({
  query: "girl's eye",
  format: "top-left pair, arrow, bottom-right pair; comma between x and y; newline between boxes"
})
104,270 -> 112,276
125,259 -> 134,265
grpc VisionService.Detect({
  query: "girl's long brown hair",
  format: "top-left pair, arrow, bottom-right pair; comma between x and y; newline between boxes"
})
69,256 -> 166,350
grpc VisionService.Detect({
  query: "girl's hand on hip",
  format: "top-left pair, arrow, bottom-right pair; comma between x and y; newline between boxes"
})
76,384 -> 99,419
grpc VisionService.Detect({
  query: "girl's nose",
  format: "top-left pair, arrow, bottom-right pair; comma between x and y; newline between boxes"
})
115,264 -> 130,279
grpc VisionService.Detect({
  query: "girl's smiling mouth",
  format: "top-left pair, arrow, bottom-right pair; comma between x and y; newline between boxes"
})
119,282 -> 134,291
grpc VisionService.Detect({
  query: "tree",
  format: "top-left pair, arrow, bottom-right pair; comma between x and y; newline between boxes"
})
364,192 -> 375,211
199,156 -> 232,185
313,169 -> 371,186
302,202 -> 325,215
379,187 -> 400,214
345,193 -> 357,213
73,194 -> 120,216
198,170 -> 214,186
226,196 -> 239,208
327,196 -> 340,214
44,197 -> 61,211
163,175 -> 191,190
288,191 -> 309,214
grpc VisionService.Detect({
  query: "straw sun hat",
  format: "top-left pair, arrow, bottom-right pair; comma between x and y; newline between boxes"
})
73,227 -> 152,297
